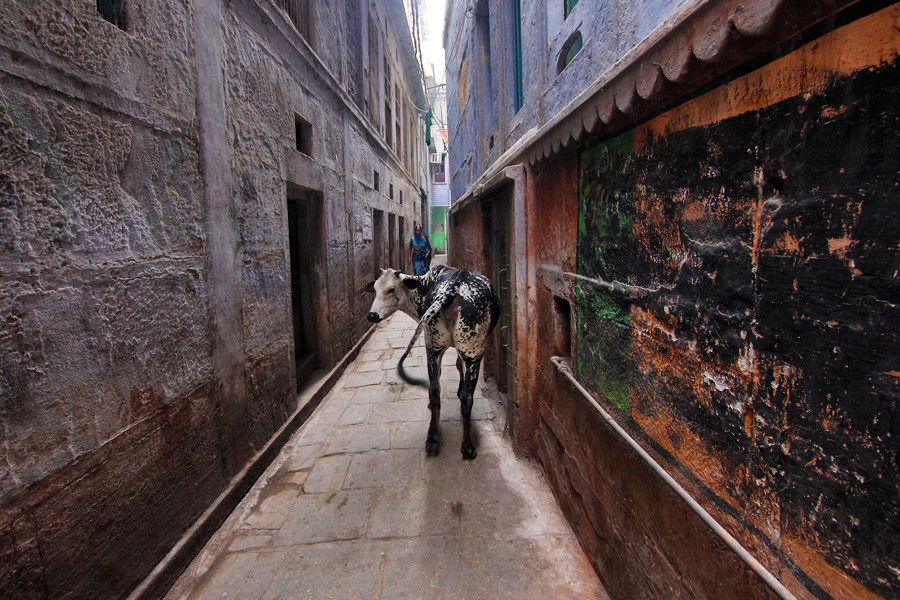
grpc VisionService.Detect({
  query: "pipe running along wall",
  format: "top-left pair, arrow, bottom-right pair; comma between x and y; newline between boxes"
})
549,355 -> 798,600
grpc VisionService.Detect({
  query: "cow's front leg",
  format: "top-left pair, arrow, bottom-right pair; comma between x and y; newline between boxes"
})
425,347 -> 443,455
459,355 -> 482,460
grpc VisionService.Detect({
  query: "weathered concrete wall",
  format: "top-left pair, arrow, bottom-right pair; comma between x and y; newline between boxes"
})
449,2 -> 899,599
0,0 -> 425,598
0,3 -> 220,598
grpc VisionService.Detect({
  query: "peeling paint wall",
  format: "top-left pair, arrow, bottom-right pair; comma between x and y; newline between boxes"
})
0,0 -> 425,598
570,7 -> 899,600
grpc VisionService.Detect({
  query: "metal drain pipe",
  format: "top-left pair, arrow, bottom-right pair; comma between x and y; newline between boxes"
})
549,356 -> 798,600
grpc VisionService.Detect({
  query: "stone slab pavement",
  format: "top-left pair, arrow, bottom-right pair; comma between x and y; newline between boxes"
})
165,312 -> 608,600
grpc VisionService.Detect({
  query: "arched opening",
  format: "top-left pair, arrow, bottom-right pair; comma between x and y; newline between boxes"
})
557,31 -> 583,74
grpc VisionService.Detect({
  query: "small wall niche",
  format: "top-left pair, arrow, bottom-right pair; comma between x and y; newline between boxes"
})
294,116 -> 312,156
552,295 -> 572,357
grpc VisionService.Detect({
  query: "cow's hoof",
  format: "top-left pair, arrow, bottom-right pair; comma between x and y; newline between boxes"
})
461,447 -> 477,460
426,439 -> 440,456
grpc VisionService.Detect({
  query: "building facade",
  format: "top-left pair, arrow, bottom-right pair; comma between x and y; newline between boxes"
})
445,1 -> 899,599
0,0 -> 426,598
426,80 -> 450,253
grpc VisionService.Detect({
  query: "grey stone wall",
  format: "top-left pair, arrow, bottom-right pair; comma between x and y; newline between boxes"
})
0,0 -> 425,598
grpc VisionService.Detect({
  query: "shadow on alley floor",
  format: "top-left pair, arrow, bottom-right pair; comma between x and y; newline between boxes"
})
165,311 -> 608,600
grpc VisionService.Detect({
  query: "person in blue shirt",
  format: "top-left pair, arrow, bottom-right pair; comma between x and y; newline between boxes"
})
409,225 -> 432,276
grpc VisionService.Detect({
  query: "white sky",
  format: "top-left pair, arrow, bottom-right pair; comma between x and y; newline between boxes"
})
420,0 -> 447,84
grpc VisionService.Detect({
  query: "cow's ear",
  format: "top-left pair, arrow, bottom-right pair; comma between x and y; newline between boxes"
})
401,276 -> 421,290
364,281 -> 376,293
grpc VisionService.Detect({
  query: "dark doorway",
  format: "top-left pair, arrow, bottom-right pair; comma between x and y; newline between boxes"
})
398,216 -> 405,270
482,187 -> 513,399
388,213 -> 397,269
373,209 -> 385,275
287,192 -> 323,387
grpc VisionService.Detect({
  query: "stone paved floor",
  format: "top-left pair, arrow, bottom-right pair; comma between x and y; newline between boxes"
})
165,311 -> 608,600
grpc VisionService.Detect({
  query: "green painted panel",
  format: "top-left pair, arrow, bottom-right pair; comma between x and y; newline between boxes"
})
575,131 -> 636,412
430,206 -> 447,253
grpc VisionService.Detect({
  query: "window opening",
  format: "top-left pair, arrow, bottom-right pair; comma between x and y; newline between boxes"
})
564,0 -> 578,18
389,183 -> 394,199
511,0 -> 524,112
557,31 -> 583,73
97,0 -> 127,30
275,0 -> 314,46
374,169 -> 380,191
373,209 -> 385,275
395,83 -> 402,157
345,0 -> 362,107
433,161 -> 446,183
385,101 -> 393,147
476,0 -> 495,130
384,59 -> 393,147
366,13 -> 379,123
294,116 -> 312,155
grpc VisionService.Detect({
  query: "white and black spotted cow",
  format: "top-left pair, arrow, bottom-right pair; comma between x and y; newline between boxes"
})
365,265 -> 500,459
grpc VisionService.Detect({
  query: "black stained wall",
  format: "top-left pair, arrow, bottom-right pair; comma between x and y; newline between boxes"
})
571,8 -> 899,599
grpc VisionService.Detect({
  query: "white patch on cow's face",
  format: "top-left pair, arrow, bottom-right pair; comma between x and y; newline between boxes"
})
367,269 -> 406,322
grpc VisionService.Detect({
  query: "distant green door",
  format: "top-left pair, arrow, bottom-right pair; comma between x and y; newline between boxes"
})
430,206 -> 447,253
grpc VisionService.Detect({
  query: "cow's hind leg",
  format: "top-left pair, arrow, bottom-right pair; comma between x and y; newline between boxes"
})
456,353 -> 465,398
459,355 -> 482,460
425,347 -> 445,455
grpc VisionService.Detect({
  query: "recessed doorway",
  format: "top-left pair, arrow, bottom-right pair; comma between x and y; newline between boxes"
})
287,192 -> 323,387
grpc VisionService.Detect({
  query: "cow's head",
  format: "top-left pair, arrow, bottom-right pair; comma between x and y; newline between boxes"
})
364,268 -> 421,323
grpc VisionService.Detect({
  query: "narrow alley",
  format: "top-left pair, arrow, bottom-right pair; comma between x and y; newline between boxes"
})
3,2 -> 897,599
163,308 -> 607,600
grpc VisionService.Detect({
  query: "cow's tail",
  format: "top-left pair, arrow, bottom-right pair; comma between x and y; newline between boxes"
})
397,293 -> 452,387
487,288 -> 501,336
